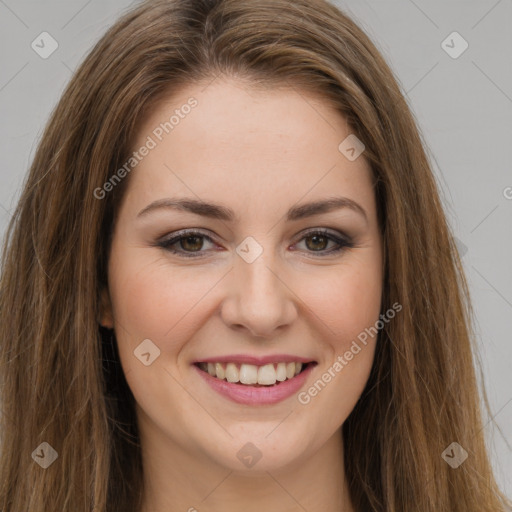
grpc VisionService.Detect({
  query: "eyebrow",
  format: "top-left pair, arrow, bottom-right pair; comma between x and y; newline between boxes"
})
137,196 -> 367,222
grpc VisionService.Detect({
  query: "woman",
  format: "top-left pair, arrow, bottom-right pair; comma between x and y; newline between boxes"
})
0,0 -> 509,510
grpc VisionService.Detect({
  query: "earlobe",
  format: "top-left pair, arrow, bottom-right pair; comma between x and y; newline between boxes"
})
99,287 -> 114,329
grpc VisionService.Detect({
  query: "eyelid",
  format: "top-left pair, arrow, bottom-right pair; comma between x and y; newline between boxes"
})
156,228 -> 218,257
156,227 -> 353,258
295,227 -> 351,243
157,228 -> 216,243
290,228 -> 353,255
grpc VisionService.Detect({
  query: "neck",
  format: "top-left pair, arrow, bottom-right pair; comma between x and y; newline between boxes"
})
139,419 -> 353,512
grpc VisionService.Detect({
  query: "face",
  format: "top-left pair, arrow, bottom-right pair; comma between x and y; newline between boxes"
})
101,77 -> 383,473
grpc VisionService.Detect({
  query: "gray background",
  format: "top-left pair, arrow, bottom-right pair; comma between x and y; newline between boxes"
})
0,0 -> 510,497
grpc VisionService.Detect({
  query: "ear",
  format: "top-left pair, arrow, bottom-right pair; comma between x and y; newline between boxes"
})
99,286 -> 114,329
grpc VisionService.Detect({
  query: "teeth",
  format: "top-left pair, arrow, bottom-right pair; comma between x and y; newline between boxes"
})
276,362 -> 287,381
225,363 -> 239,383
258,363 -> 277,385
215,362 -> 225,380
239,364 -> 258,385
198,361 -> 308,386
286,362 -> 295,379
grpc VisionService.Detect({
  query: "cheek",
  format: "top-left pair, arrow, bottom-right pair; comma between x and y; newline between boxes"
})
108,250 -> 225,357
299,256 -> 383,348
292,254 -> 382,417
109,227 -> 382,346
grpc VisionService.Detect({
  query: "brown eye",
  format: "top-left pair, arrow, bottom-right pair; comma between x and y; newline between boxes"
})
157,230 -> 217,258
293,229 -> 353,257
179,235 -> 204,252
304,233 -> 329,251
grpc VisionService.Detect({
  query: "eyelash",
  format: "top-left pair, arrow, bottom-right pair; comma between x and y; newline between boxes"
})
155,228 -> 354,259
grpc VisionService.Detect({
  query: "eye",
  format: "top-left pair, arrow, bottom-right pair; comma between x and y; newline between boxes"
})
156,228 -> 353,258
156,230 -> 217,258
291,228 -> 353,257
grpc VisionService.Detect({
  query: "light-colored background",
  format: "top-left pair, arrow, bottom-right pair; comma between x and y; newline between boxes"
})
0,0 -> 510,498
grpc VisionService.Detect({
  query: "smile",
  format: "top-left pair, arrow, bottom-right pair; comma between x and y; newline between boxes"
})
192,360 -> 317,405
195,361 -> 311,386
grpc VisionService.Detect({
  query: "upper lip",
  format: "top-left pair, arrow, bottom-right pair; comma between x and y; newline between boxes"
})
193,354 -> 316,365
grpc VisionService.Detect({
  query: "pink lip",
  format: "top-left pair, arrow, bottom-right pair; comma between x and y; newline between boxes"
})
194,354 -> 314,365
192,362 -> 316,405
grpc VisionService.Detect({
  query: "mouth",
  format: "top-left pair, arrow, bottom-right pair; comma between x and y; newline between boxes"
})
193,360 -> 316,387
192,359 -> 318,405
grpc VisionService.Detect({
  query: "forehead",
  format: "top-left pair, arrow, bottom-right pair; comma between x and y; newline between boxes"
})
122,78 -> 376,219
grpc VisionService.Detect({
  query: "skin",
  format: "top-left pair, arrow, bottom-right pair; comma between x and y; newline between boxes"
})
100,77 -> 383,512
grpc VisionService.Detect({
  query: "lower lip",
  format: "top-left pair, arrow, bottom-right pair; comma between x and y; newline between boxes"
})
193,363 -> 316,405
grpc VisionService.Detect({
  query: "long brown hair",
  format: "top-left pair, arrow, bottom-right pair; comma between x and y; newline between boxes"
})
0,0 -> 509,510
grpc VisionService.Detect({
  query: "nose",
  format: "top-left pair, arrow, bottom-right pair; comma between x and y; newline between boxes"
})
220,248 -> 298,339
